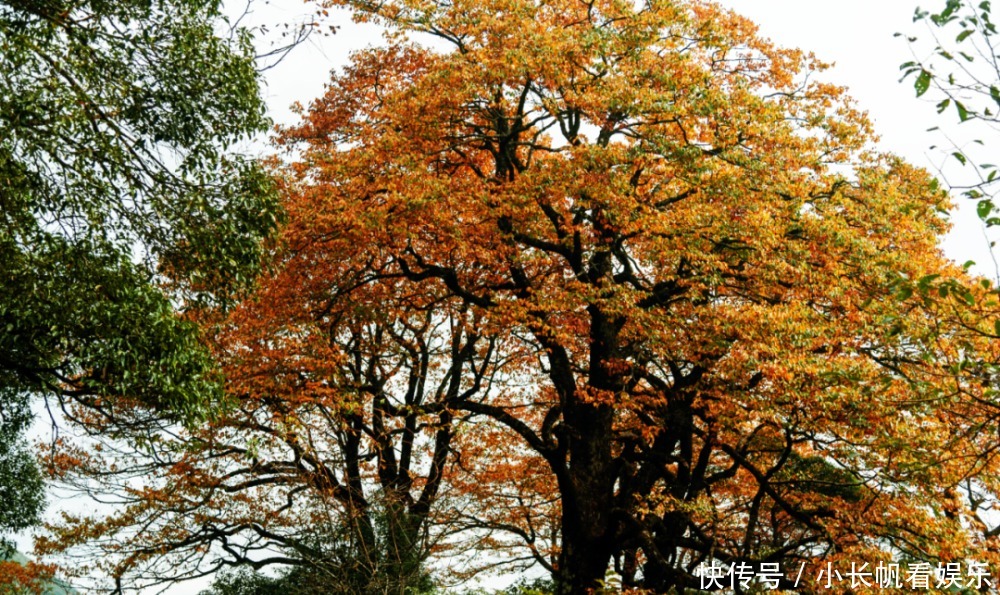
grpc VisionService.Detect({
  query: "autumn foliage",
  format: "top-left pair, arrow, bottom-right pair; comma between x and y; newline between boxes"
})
36,0 -> 1000,593
0,559 -> 55,595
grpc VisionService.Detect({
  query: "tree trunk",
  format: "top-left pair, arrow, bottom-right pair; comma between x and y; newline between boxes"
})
557,440 -> 616,593
554,304 -> 622,593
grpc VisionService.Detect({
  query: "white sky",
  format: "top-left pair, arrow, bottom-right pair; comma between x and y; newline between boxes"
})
25,1 -> 1000,592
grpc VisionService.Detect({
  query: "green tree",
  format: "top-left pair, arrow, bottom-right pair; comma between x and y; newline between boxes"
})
0,392 -> 42,548
0,0 -> 279,537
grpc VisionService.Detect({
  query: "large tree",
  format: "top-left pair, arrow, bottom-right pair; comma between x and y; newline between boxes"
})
41,0 -> 1000,593
0,0 -> 279,545
273,0 -> 999,590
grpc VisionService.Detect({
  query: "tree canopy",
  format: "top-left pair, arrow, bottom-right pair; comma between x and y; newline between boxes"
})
0,0 -> 280,410
33,0 -> 1000,593
0,0 -> 279,552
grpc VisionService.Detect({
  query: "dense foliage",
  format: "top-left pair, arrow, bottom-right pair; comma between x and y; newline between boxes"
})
0,396 -> 42,541
0,0 -> 279,550
0,0 -> 279,410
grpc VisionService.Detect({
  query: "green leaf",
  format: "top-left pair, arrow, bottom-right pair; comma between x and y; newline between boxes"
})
962,288 -> 977,305
957,28 -> 975,41
956,100 -> 971,121
915,69 -> 932,96
953,151 -> 968,165
978,199 -> 995,220
918,274 -> 941,293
